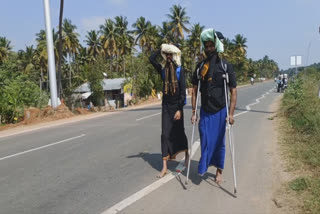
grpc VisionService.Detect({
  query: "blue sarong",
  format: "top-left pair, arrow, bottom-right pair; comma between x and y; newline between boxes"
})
198,107 -> 227,175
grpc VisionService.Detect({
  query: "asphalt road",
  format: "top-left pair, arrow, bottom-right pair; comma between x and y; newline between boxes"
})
0,81 -> 279,214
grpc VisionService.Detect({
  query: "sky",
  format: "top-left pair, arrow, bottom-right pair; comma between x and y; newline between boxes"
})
1,0 -> 320,70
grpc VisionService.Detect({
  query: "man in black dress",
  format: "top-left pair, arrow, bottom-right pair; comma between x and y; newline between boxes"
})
149,44 -> 188,178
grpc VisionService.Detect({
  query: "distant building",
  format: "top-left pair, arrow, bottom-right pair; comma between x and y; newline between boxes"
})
73,78 -> 132,108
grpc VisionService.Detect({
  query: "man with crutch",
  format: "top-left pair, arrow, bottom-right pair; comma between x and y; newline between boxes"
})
188,29 -> 237,187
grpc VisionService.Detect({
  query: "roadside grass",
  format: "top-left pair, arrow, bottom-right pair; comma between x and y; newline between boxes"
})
280,68 -> 320,214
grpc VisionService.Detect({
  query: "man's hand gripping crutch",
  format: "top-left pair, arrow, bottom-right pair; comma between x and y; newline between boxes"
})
222,70 -> 238,196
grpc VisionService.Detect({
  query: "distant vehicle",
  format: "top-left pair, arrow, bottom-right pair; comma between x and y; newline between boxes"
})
250,77 -> 254,85
276,74 -> 288,93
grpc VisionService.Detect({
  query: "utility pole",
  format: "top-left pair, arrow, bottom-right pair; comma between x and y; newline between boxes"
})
43,0 -> 58,108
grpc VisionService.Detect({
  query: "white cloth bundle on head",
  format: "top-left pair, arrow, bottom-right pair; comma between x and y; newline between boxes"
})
160,44 -> 181,66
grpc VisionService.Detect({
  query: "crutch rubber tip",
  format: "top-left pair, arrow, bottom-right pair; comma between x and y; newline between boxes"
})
234,189 -> 237,196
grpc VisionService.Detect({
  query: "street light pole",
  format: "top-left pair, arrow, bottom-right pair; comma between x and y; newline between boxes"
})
43,0 -> 58,108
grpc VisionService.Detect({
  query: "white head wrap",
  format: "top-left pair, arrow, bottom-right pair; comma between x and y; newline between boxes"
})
160,44 -> 181,66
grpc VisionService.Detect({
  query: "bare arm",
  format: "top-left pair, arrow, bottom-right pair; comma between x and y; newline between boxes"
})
190,85 -> 198,124
228,87 -> 237,124
149,50 -> 162,74
191,85 -> 198,112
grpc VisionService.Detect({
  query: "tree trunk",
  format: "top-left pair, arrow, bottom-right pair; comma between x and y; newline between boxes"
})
40,67 -> 44,89
109,58 -> 112,73
57,0 -> 64,98
69,56 -> 72,87
47,69 -> 49,91
123,57 -> 125,78
116,56 -> 119,73
40,67 -> 44,98
69,67 -> 72,87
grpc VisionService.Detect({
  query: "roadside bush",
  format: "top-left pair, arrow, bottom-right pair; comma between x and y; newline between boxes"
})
281,67 -> 320,214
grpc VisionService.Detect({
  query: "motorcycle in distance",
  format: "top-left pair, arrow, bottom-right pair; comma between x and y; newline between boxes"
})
277,74 -> 288,93
281,79 -> 288,92
250,77 -> 254,85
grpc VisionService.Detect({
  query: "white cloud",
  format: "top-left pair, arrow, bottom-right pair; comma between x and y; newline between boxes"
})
105,0 -> 128,7
81,16 -> 106,32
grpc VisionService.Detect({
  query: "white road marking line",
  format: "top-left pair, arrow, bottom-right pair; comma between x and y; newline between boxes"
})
102,87 -> 275,214
0,113 -> 114,139
0,134 -> 85,161
102,140 -> 200,214
234,111 -> 248,117
136,112 -> 161,121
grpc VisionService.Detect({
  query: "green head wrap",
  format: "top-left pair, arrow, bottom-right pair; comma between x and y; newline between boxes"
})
200,28 -> 224,53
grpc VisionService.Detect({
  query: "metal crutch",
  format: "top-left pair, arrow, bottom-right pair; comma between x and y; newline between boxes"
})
223,73 -> 237,196
185,67 -> 202,185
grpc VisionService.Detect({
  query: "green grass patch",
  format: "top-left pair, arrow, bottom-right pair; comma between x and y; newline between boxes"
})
289,177 -> 310,192
280,67 -> 320,214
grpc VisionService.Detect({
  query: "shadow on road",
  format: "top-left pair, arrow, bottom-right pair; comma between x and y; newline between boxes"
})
127,152 -> 179,172
176,160 -> 236,198
128,153 -> 236,198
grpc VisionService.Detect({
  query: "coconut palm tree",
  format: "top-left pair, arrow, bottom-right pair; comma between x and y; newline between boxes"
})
36,29 -> 59,64
100,19 -> 118,59
158,21 -> 174,44
85,30 -> 102,59
188,23 -> 204,63
62,18 -> 80,87
132,16 -> 151,52
63,19 -> 80,58
18,45 -> 36,73
166,4 -> 190,42
114,16 -> 128,36
145,24 -> 159,53
221,37 -> 233,57
35,29 -> 59,91
76,46 -> 90,66
114,15 -> 131,75
0,37 -> 12,64
117,33 -> 135,76
232,34 -> 247,54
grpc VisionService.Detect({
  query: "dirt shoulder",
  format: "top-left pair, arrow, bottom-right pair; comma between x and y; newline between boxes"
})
270,95 -> 302,214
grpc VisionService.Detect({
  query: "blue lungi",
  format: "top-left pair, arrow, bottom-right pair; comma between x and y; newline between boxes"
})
198,107 -> 227,175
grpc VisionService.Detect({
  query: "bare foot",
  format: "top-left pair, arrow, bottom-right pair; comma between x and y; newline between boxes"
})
157,169 -> 168,178
215,168 -> 223,184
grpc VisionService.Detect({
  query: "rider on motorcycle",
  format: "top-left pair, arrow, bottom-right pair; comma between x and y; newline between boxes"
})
277,75 -> 283,92
250,77 -> 254,85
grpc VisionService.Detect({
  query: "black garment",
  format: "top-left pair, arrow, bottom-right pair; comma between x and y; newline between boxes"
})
149,51 -> 186,111
149,51 -> 188,159
192,56 -> 237,113
161,103 -> 188,159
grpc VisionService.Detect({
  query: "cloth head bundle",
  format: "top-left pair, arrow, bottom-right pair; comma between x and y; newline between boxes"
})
160,44 -> 181,66
200,28 -> 224,53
